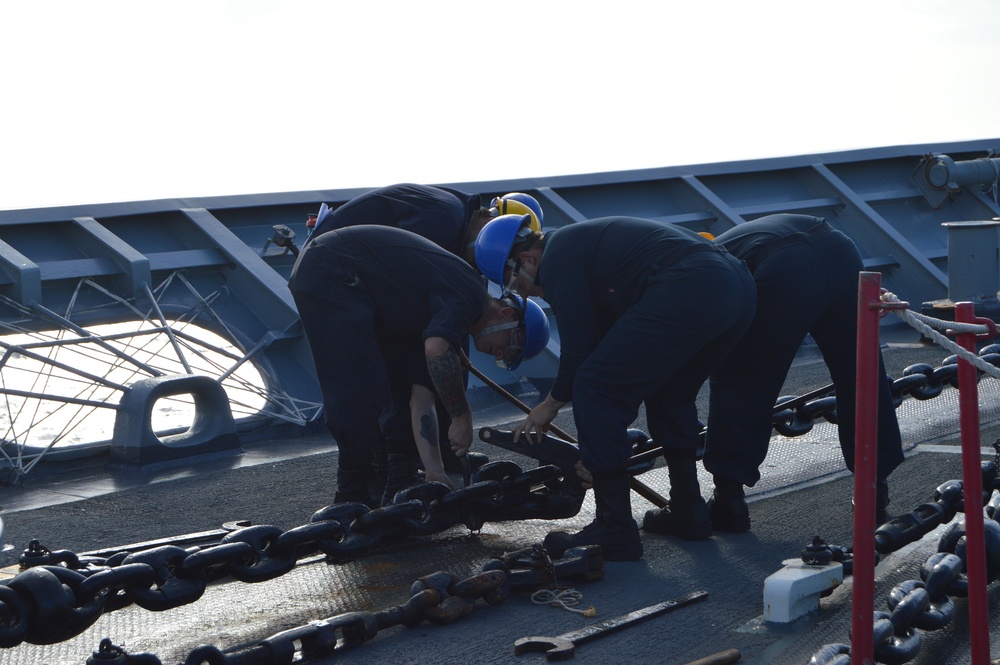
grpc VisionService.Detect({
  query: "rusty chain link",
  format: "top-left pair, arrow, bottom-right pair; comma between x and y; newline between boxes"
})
176,562 -> 513,665
0,460 -> 589,648
80,561 -> 515,665
75,547 -> 603,665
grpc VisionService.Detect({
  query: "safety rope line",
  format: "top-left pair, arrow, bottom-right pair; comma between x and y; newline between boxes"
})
806,290 -> 1000,664
881,291 -> 1000,380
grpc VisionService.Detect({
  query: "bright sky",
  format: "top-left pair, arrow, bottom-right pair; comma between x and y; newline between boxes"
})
1,0 -> 998,212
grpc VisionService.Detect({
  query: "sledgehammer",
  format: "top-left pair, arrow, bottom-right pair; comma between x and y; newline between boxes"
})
464,360 -> 668,508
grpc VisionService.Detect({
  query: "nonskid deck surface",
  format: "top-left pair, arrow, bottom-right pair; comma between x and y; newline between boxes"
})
3,330 -> 1000,664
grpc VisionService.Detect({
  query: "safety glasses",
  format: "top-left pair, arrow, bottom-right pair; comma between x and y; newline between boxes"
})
474,293 -> 527,369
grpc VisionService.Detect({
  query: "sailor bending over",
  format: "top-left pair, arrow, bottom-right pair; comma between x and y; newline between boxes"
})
288,225 -> 548,507
704,213 -> 905,531
475,214 -> 756,560
307,182 -> 542,264
305,183 -> 543,481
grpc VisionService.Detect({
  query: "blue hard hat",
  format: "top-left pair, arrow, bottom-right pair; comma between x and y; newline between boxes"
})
501,293 -> 550,371
474,213 -> 533,285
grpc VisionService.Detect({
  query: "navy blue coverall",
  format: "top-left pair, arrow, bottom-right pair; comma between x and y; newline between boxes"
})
703,214 -> 905,488
537,217 -> 757,474
287,225 -> 488,475
305,183 -> 483,465
308,183 -> 482,257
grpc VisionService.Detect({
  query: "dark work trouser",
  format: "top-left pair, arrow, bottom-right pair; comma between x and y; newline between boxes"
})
572,248 -> 757,475
291,268 -> 416,476
703,224 -> 905,487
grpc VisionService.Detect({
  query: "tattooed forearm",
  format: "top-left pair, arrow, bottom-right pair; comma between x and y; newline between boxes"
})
419,413 -> 439,446
427,346 -> 470,418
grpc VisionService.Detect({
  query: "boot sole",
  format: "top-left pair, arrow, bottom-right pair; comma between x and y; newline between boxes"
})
642,511 -> 712,540
707,498 -> 751,533
544,531 -> 643,561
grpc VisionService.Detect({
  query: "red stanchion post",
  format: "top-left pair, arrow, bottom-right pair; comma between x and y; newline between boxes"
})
954,301 -> 991,665
851,272 -> 882,665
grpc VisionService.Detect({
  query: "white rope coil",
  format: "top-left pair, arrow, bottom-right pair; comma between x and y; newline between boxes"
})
530,587 -> 596,616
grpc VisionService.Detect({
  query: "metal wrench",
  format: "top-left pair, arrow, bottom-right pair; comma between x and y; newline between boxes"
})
514,590 -> 708,661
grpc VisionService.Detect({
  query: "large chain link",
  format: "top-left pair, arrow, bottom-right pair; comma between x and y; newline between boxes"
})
81,560 -> 515,665
3,342 -> 990,654
806,450 -> 1000,664
0,460 -> 588,648
770,344 -> 1000,438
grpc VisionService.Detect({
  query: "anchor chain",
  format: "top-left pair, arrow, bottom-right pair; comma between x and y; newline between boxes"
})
3,343 -> 992,653
806,453 -> 1000,664
0,460 -> 590,648
83,561 -> 514,665
804,453 -> 1000,571
771,344 -> 1000,438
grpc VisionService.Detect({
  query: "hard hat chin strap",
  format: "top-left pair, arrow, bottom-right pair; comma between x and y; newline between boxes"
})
475,319 -> 526,369
504,226 -> 535,271
475,320 -> 520,338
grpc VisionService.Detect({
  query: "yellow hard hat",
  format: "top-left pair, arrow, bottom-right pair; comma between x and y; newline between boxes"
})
490,195 -> 542,233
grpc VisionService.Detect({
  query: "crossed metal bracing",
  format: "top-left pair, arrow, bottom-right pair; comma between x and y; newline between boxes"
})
0,208 -> 322,477
1,138 -> 998,474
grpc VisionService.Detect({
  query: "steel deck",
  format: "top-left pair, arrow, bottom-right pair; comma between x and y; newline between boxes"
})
4,329 -> 1000,664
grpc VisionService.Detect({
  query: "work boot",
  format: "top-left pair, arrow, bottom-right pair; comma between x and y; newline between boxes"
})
543,469 -> 643,561
334,465 -> 375,507
876,479 -> 891,525
852,478 -> 891,525
381,453 -> 422,506
642,449 -> 712,540
707,476 -> 750,533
